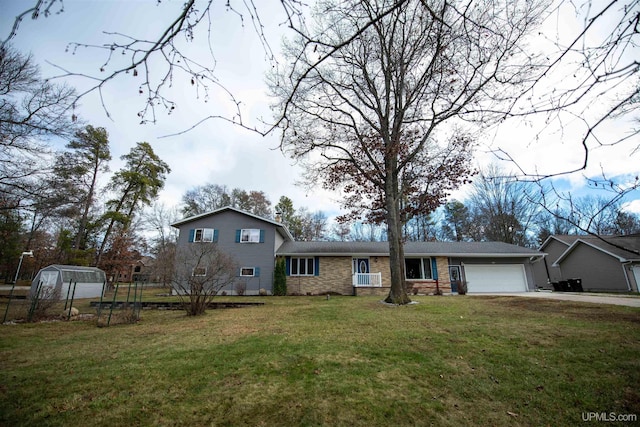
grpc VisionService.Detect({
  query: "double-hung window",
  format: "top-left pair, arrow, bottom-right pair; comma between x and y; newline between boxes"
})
240,229 -> 261,243
290,257 -> 315,276
405,258 -> 433,280
192,228 -> 216,242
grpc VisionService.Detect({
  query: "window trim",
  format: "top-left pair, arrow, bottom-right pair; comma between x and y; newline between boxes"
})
405,257 -> 433,280
289,257 -> 315,276
193,228 -> 216,243
192,267 -> 207,277
240,228 -> 261,243
240,267 -> 255,277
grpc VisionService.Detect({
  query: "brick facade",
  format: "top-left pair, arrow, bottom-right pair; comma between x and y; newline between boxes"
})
406,256 -> 453,295
285,255 -> 453,296
285,257 -> 354,295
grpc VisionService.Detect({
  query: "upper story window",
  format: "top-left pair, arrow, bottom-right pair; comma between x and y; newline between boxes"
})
240,229 -> 261,243
405,257 -> 433,280
190,228 -> 217,243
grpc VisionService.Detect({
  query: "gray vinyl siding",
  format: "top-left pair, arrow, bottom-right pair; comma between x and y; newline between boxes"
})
557,243 -> 630,292
545,240 -> 567,283
176,210 -> 277,294
532,239 -> 568,287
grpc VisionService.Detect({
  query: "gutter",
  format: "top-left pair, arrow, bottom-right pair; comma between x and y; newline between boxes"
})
276,252 -> 542,258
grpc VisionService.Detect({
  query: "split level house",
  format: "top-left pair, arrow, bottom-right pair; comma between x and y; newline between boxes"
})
533,234 -> 640,293
171,206 -> 544,296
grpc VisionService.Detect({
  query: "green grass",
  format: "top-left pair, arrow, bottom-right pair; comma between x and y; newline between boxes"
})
1,295 -> 639,426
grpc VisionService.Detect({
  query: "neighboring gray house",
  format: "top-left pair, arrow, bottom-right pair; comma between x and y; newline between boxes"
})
172,207 -> 544,296
171,206 -> 293,295
533,234 -> 640,292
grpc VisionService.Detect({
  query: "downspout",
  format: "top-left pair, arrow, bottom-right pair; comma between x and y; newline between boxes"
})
622,261 -> 633,292
541,256 -> 551,284
530,255 -> 549,287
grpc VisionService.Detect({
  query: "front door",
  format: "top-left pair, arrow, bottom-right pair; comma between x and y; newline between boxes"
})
353,258 -> 370,285
449,266 -> 461,293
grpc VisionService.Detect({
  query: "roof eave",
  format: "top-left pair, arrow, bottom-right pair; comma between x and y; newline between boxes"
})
276,251 -> 542,258
555,238 -> 634,265
171,205 -> 294,241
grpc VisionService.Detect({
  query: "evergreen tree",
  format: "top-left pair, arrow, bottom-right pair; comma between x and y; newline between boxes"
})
273,258 -> 287,296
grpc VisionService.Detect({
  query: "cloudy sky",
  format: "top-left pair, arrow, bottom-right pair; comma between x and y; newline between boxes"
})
2,0 -> 638,219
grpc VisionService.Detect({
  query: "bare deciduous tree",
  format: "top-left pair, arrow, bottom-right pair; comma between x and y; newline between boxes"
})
5,0 -> 637,289
270,0 -> 546,304
181,184 -> 272,218
142,203 -> 180,287
0,44 -> 77,207
501,0 -> 640,178
537,185 -> 640,251
1,0 -> 307,127
181,184 -> 233,217
171,243 -> 238,316
467,164 -> 544,247
493,0 -> 640,233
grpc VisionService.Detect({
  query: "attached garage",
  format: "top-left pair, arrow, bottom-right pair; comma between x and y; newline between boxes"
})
463,264 -> 527,293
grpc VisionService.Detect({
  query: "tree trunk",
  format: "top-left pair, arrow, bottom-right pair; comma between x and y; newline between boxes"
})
73,161 -> 99,251
384,163 -> 411,305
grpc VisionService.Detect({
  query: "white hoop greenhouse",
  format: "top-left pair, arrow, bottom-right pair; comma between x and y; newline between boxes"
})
30,265 -> 106,300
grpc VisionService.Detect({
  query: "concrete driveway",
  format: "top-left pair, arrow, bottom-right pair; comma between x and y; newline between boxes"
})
472,292 -> 640,308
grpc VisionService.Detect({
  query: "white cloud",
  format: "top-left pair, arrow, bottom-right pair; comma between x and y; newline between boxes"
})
2,0 -> 637,225
622,200 -> 640,214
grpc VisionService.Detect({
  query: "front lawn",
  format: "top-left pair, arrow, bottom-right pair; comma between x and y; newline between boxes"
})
1,295 -> 638,426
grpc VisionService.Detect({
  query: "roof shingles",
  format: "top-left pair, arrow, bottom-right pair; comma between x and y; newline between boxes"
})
276,241 -> 541,257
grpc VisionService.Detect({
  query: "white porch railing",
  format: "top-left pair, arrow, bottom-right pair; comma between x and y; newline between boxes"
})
353,272 -> 382,287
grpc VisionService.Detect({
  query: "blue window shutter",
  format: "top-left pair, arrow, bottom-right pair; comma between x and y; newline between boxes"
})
431,258 -> 438,280
259,229 -> 265,243
213,229 -> 219,242
285,257 -> 291,276
314,257 -> 320,276
235,230 -> 241,243
255,267 -> 260,277
188,229 -> 195,242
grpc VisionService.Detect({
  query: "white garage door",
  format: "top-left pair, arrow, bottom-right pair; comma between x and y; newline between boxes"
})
464,264 -> 527,293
